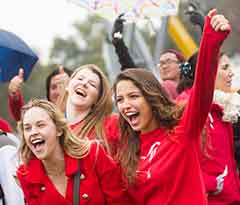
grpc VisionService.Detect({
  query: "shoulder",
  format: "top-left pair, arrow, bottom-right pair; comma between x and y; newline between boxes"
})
88,141 -> 117,165
103,113 -> 119,125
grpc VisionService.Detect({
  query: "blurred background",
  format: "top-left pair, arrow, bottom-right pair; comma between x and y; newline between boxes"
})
1,0 -> 239,130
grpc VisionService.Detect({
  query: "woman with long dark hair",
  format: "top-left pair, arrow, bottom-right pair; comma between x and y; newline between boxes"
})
112,10 -> 230,205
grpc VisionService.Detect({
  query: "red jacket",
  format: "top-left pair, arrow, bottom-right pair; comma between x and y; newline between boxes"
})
126,16 -> 230,205
8,91 -> 24,121
17,142 -> 130,205
202,104 -> 240,204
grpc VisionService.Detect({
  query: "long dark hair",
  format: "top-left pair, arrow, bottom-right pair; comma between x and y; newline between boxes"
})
113,68 -> 185,183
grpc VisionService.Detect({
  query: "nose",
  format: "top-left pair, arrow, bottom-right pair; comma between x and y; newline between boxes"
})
120,98 -> 132,111
80,78 -> 88,87
29,126 -> 39,136
160,63 -> 168,70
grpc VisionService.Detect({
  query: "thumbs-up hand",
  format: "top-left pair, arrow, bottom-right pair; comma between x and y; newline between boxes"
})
55,65 -> 70,87
8,68 -> 24,95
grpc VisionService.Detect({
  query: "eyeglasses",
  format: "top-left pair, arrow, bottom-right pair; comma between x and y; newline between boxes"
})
220,64 -> 230,70
158,59 -> 179,68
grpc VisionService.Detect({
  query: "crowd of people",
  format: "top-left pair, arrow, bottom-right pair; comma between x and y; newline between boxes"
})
0,8 -> 240,205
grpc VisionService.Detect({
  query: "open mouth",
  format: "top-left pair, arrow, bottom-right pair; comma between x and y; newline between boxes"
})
31,138 -> 45,149
125,112 -> 140,126
75,88 -> 87,97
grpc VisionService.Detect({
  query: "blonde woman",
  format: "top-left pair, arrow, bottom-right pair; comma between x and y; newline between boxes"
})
17,99 -> 129,205
58,64 -> 119,155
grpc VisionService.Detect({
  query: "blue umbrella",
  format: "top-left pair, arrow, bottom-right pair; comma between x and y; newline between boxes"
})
0,29 -> 38,82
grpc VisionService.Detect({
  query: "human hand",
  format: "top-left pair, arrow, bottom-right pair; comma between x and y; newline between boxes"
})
185,1 -> 205,31
8,68 -> 24,94
208,9 -> 231,32
55,65 -> 70,87
112,14 -> 125,44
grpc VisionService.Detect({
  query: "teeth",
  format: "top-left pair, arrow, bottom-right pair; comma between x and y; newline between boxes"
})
126,112 -> 137,116
75,88 -> 86,97
31,138 -> 44,145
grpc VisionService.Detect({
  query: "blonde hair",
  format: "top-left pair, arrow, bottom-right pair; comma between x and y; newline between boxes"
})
57,64 -> 113,153
18,99 -> 91,165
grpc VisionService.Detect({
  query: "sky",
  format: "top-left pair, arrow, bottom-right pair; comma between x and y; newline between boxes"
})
0,0 -> 87,64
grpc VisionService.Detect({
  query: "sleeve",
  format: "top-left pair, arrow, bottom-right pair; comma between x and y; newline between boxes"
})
8,90 -> 24,122
16,166 -> 30,205
202,172 -> 217,193
0,118 -> 13,133
0,146 -> 25,205
182,15 -> 230,139
112,16 -> 136,70
93,143 -> 130,205
103,113 -> 120,155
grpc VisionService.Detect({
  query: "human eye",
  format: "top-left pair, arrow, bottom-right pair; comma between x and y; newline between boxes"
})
77,75 -> 84,81
221,64 -> 229,70
116,96 -> 123,103
89,81 -> 97,88
51,84 -> 57,90
23,126 -> 31,132
130,93 -> 140,99
37,122 -> 46,128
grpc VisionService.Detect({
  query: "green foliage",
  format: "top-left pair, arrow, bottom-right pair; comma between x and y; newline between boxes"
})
49,15 -> 107,72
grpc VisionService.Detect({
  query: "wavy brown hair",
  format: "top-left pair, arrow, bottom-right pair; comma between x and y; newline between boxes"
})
57,64 -> 113,153
113,68 -> 185,183
18,99 -> 91,165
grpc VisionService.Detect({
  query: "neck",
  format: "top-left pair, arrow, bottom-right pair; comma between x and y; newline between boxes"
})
66,100 -> 91,124
43,150 -> 65,177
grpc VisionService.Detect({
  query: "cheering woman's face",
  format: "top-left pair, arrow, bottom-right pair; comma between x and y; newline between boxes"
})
67,68 -> 100,111
215,55 -> 233,93
116,80 -> 158,134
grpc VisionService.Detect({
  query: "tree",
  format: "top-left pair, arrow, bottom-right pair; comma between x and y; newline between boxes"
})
49,15 -> 107,73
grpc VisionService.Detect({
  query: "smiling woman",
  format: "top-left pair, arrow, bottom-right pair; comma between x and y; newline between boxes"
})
16,99 -> 130,205
112,10 -> 231,205
57,64 -> 120,155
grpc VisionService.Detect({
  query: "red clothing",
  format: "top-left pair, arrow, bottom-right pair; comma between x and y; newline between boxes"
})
0,117 -> 12,132
126,16 -> 230,205
70,113 -> 119,154
8,91 -> 24,121
17,142 -> 129,205
202,104 -> 240,205
176,88 -> 191,102
162,80 -> 178,100
178,88 -> 240,204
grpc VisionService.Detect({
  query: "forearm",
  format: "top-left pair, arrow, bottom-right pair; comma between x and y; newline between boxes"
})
184,15 -> 230,137
113,39 -> 136,70
8,90 -> 24,121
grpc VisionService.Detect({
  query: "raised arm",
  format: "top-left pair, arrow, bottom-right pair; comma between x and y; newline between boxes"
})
112,15 -> 136,70
183,9 -> 231,138
8,68 -> 25,121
